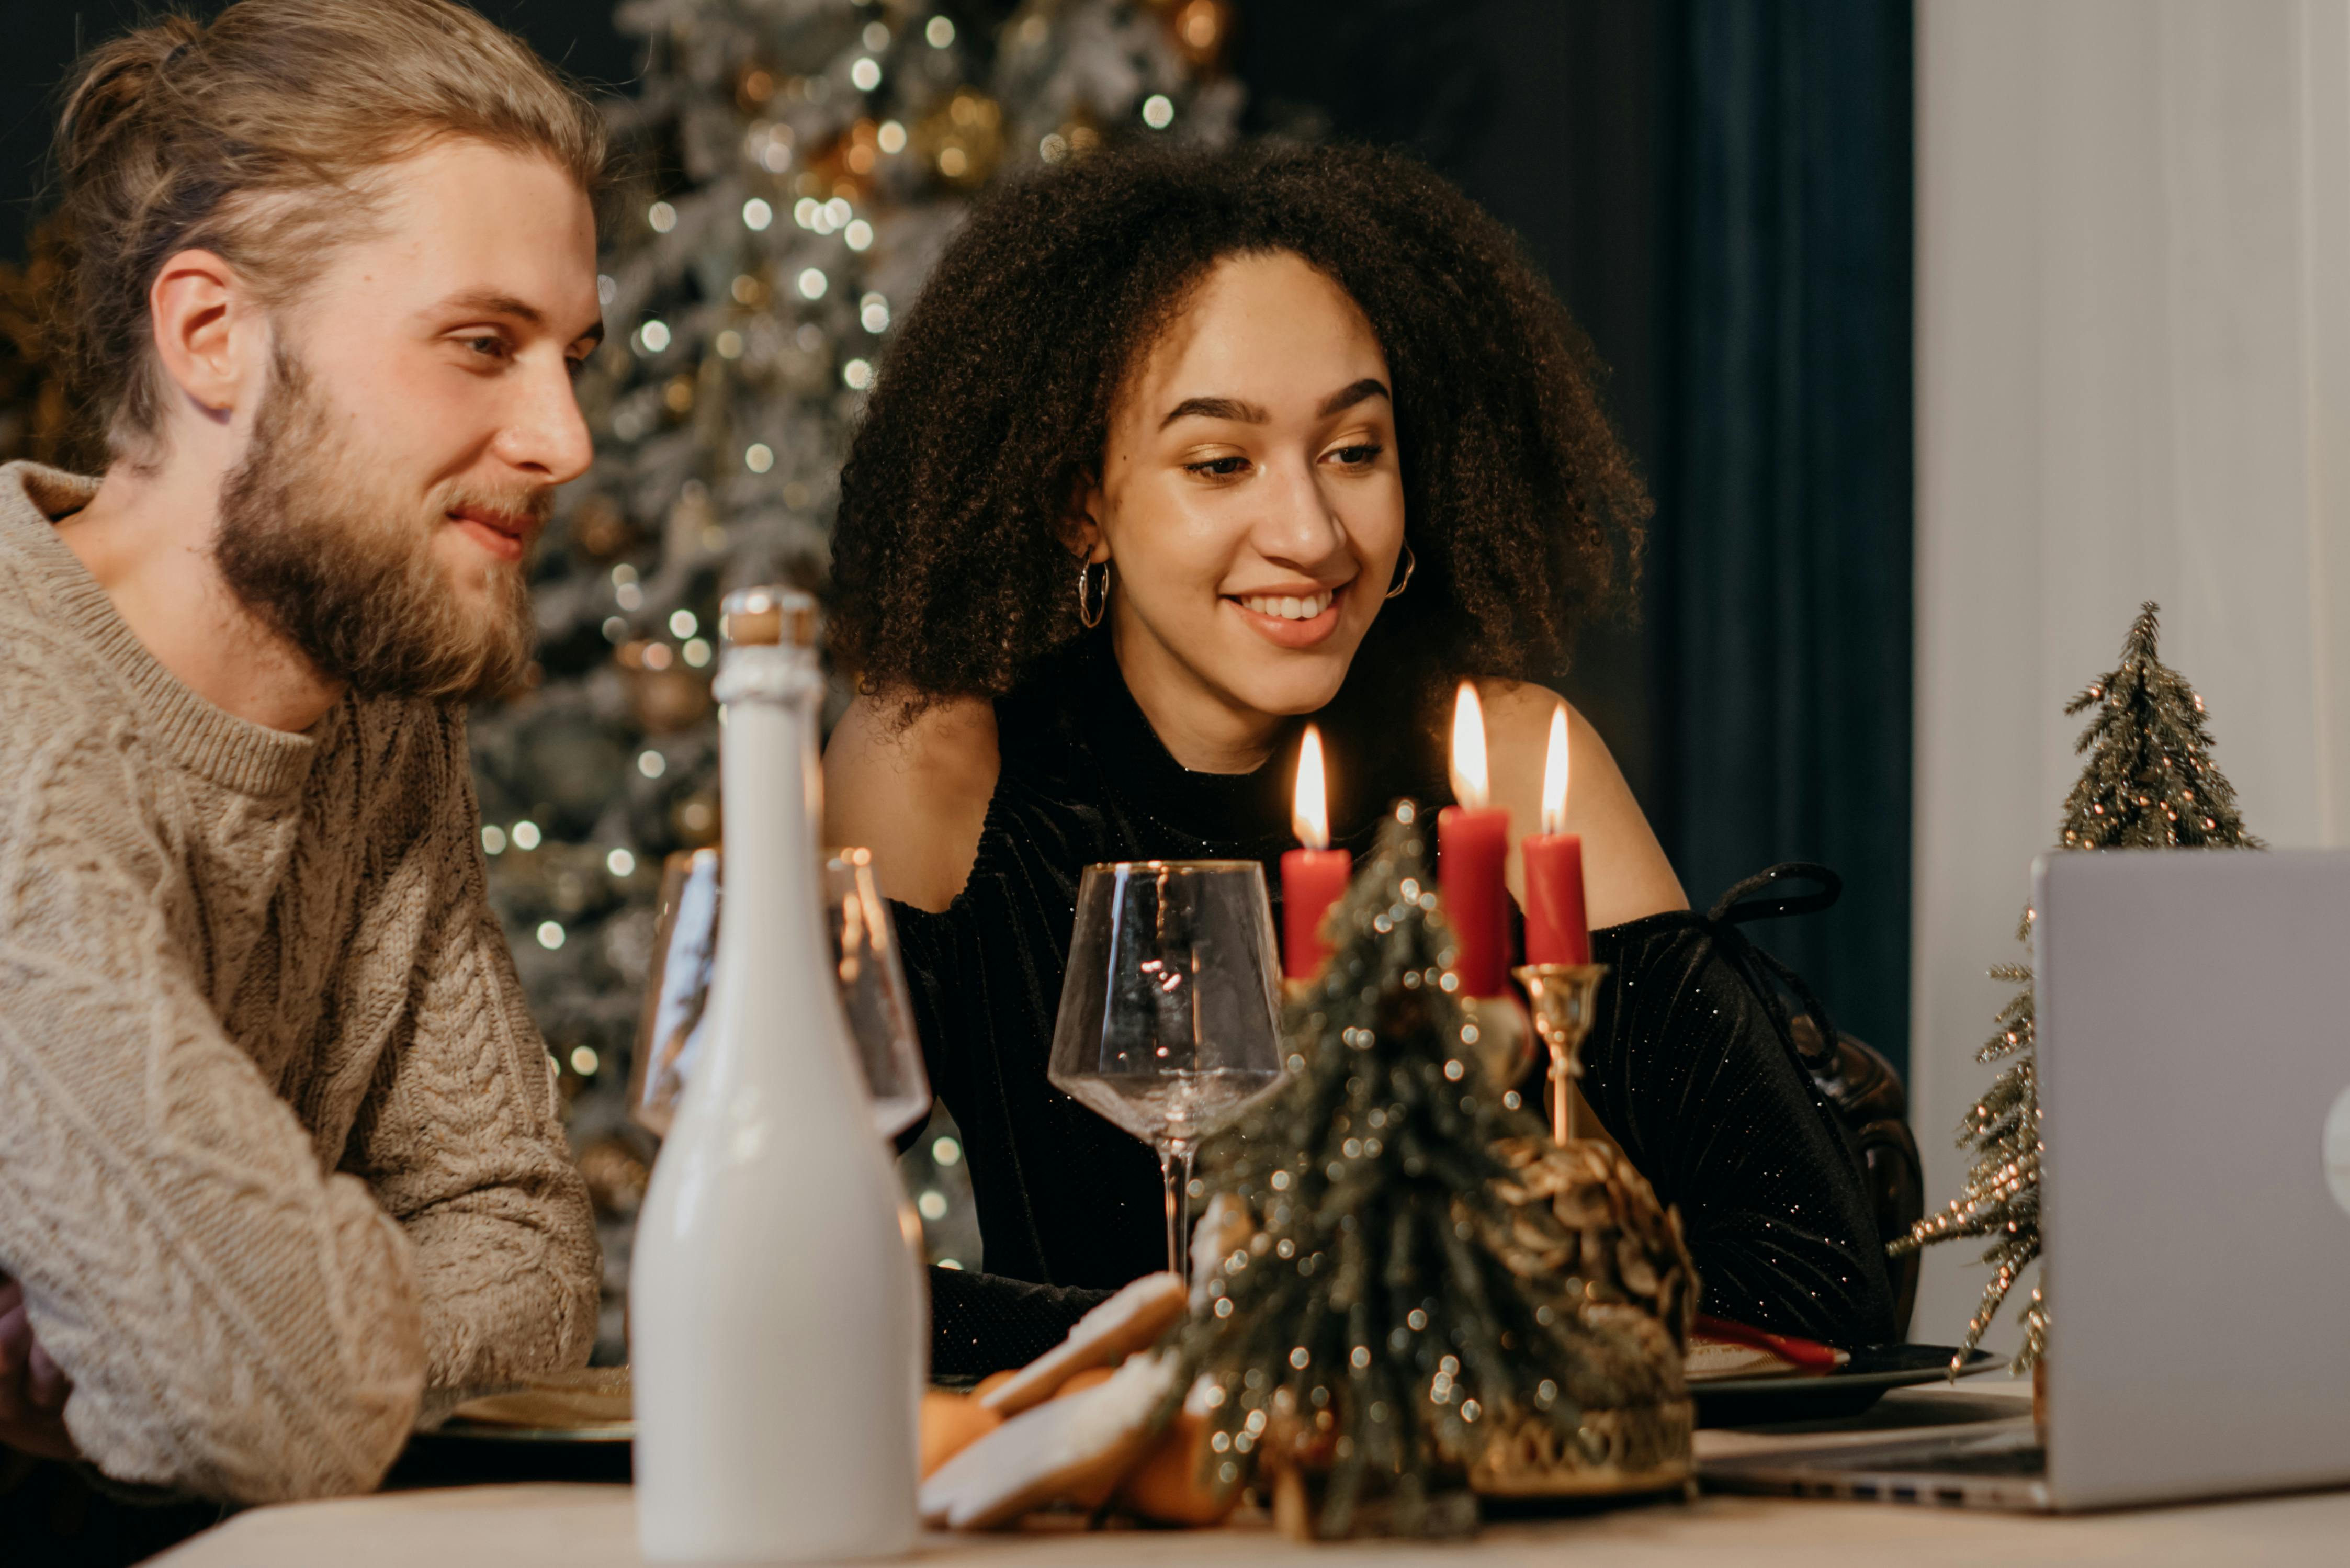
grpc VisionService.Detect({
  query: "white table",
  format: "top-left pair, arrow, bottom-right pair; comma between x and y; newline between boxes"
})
150,1378 -> 2350,1566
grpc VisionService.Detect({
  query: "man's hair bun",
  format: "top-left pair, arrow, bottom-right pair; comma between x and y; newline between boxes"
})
54,15 -> 201,189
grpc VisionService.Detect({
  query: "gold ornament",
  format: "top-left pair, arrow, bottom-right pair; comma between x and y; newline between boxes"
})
618,640 -> 713,734
809,119 -> 882,201
915,90 -> 1004,188
735,63 -> 777,114
1168,0 -> 1233,69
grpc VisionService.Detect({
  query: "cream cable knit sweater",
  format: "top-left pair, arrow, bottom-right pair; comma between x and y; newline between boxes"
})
0,463 -> 598,1502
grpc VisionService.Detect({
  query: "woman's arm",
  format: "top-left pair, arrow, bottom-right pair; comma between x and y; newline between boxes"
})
1476,680 -> 1687,928
822,694 -> 1000,913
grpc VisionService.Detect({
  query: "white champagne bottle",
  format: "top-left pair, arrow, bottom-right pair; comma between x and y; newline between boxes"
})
633,586 -> 921,1562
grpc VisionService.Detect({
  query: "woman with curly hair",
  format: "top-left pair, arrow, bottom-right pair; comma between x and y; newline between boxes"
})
825,142 -> 1894,1371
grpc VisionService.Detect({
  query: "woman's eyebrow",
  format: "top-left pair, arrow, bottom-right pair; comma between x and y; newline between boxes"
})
1159,378 -> 1392,429
1161,395 -> 1268,428
1318,377 -> 1391,416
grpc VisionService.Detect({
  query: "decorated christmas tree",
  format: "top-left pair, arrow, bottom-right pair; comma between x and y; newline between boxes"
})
465,0 -> 1241,1355
1894,602 -> 2258,1372
1172,804 -> 1691,1538
0,217 -> 74,467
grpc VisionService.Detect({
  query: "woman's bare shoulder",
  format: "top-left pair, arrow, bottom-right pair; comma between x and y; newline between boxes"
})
1471,678 -> 1595,791
822,692 -> 999,913
1474,677 -> 1688,926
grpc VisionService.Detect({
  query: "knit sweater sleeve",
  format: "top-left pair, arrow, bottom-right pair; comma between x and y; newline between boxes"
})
0,696 -> 426,1503
336,707 -> 599,1392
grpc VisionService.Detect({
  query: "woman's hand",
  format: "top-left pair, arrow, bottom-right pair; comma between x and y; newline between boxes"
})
0,1274 -> 77,1461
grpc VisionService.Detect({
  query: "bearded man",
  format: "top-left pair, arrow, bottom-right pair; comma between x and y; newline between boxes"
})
0,0 -> 604,1518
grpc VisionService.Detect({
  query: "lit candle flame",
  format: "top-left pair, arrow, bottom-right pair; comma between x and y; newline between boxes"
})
1541,703 -> 1569,835
1448,681 -> 1489,810
1293,723 -> 1330,850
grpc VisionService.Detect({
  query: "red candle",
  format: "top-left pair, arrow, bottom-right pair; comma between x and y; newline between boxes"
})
1281,724 -> 1352,980
1522,704 -> 1592,965
1438,682 -> 1511,997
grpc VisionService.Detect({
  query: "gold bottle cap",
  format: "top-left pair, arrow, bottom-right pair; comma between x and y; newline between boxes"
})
720,586 -> 817,647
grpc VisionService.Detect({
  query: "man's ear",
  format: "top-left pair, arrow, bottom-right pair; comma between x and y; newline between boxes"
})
146,249 -> 258,418
1060,471 -> 1110,565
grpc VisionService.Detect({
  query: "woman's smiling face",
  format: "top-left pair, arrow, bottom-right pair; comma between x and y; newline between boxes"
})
1080,249 -> 1406,731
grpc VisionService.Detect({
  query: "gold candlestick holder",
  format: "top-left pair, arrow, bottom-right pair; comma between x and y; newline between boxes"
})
1512,962 -> 1609,1146
1478,958 -> 1694,1502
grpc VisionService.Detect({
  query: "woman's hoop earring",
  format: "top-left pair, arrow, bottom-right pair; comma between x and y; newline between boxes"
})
1077,559 -> 1110,628
1385,541 -> 1416,601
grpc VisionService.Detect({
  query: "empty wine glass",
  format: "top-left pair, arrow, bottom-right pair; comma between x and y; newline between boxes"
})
629,849 -> 720,1135
828,847 -> 933,1139
628,846 -> 931,1140
1048,860 -> 1287,1277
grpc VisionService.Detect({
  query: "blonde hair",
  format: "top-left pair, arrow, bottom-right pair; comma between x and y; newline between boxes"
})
54,0 -> 608,465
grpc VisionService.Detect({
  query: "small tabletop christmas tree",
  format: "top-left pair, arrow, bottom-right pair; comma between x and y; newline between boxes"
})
1172,805 -> 1691,1539
1894,603 -> 2258,1372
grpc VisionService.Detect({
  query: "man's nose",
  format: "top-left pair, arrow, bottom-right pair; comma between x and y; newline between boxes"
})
498,355 -> 595,486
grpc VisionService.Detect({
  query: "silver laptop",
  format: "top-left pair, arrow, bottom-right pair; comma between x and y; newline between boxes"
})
1703,850 -> 2350,1510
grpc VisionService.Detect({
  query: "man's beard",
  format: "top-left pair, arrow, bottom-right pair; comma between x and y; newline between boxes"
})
212,346 -> 542,705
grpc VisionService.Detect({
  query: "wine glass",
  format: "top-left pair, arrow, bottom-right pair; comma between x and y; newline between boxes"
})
827,847 -> 933,1139
1047,860 -> 1287,1277
629,848 -> 720,1135
628,846 -> 932,1140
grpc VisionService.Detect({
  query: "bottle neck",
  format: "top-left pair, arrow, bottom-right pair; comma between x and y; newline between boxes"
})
713,643 -> 827,991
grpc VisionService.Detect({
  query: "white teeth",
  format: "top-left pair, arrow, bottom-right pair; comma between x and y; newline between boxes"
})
1239,592 -> 1330,621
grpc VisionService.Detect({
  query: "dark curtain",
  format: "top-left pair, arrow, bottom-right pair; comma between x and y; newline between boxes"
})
1652,0 -> 1914,1071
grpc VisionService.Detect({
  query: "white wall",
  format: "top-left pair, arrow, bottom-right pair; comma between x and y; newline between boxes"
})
1914,0 -> 2350,1349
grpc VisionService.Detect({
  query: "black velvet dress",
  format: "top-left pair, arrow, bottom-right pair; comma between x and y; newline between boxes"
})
895,636 -> 1895,1374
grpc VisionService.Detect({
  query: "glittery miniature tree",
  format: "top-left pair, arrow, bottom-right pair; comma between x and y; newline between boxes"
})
1172,805 -> 1687,1538
464,0 -> 1240,1357
1894,602 -> 2259,1372
2052,602 -> 2259,853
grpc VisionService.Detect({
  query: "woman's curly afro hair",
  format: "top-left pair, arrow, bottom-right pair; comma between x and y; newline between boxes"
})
832,140 -> 1648,714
